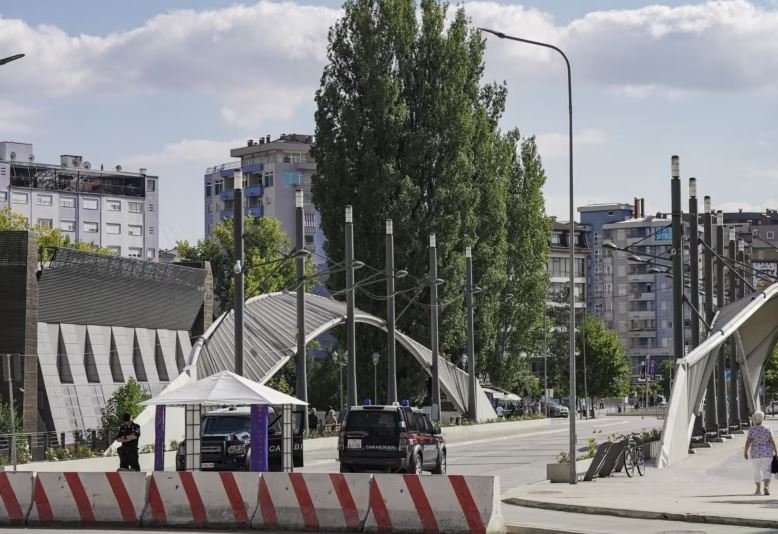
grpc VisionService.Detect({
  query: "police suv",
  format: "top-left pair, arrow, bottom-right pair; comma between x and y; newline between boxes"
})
175,406 -> 303,471
338,402 -> 446,475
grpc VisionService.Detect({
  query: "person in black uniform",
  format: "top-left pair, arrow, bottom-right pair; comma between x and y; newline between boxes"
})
115,412 -> 141,471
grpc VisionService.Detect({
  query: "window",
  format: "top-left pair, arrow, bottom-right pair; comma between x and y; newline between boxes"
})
147,248 -> 155,260
108,246 -> 121,255
84,332 -> 99,384
132,332 -> 148,382
106,223 -> 121,234
154,333 -> 169,382
551,232 -> 562,245
109,331 -> 124,383
37,219 -> 52,229
60,220 -> 75,232
82,197 -> 98,210
128,224 -> 143,236
128,247 -> 142,258
0,191 -> 6,202
83,221 -> 98,233
128,201 -> 143,213
147,179 -> 156,192
263,172 -> 274,187
37,194 -> 52,206
11,192 -> 28,204
214,179 -> 223,195
60,196 -> 75,208
768,231 -> 775,240
655,227 -> 672,241
205,183 -> 212,197
106,199 -> 121,211
148,226 -> 155,235
282,170 -> 302,186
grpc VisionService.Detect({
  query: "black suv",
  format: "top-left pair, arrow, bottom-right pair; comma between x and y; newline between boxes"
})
175,407 -> 303,471
338,404 -> 446,475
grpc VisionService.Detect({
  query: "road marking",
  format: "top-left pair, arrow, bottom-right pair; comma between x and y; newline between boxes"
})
447,420 -> 629,450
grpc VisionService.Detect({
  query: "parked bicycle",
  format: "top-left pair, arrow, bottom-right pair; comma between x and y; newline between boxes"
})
622,432 -> 645,477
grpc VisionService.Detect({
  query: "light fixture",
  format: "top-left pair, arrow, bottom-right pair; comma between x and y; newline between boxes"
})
345,205 -> 352,223
671,155 -> 680,178
465,245 -> 472,258
688,177 -> 696,198
430,234 -> 436,248
295,189 -> 303,208
395,269 -> 408,279
352,260 -> 365,270
602,241 -> 619,250
627,255 -> 644,262
386,219 -> 393,235
372,352 -> 380,366
704,196 -> 711,214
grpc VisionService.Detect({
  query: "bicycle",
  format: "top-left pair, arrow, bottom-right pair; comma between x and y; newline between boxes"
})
622,433 -> 645,477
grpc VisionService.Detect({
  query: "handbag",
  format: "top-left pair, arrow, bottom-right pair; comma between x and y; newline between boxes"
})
771,455 -> 778,474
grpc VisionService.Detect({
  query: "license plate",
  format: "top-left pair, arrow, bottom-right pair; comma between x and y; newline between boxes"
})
201,462 -> 214,468
347,439 -> 362,449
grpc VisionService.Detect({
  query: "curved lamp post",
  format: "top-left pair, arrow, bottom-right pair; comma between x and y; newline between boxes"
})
0,54 -> 24,66
371,352 -> 381,404
480,27 -> 577,484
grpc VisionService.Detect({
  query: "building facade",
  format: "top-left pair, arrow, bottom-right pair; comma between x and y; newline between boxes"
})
204,134 -> 325,267
548,221 -> 591,310
0,142 -> 159,260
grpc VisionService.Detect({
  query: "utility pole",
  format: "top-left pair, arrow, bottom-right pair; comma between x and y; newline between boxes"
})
702,196 -> 720,439
715,212 -> 729,435
3,355 -> 16,470
671,156 -> 684,362
345,206 -> 357,407
728,228 -> 741,432
430,234 -> 441,422
688,179 -> 700,348
386,220 -> 397,404
737,239 -> 749,426
465,246 -> 477,421
295,189 -> 307,432
233,170 -> 244,376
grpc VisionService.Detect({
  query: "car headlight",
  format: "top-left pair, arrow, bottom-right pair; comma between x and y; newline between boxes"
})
227,444 -> 247,455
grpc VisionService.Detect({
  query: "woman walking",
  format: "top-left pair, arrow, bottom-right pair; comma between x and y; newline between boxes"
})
744,410 -> 777,495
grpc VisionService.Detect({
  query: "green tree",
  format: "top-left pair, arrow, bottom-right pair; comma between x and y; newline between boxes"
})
574,317 -> 631,407
0,206 -> 115,260
764,343 -> 778,400
177,215 -> 316,314
312,0 -> 532,400
101,378 -> 150,432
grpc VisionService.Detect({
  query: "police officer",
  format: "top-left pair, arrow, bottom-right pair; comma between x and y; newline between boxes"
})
115,412 -> 141,471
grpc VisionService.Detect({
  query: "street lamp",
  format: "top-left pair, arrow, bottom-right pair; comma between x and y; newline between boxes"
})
480,27 -> 577,484
332,350 -> 347,412
0,54 -> 24,66
372,352 -> 381,404
460,354 -> 468,371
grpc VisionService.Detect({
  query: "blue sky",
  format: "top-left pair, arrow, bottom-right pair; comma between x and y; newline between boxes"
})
1,0 -> 777,248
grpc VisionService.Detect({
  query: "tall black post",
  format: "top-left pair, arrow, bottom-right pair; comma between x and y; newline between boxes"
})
715,212 -> 729,434
386,219 -> 397,404
688,179 -> 700,348
430,234 -> 440,421
728,228 -> 741,432
703,196 -> 719,437
737,240 -> 749,426
233,170 -> 244,376
671,156 -> 684,361
295,190 -> 307,431
465,246 -> 477,421
345,206 -> 357,407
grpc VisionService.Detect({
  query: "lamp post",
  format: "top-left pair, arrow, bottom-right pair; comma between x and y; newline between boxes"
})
480,27 -> 577,484
386,219 -> 398,404
465,245 -> 477,421
670,156 -> 684,362
234,170 -> 245,376
332,350 -> 347,412
430,234 -> 441,422
295,189 -> 307,434
716,211 -> 729,433
345,206 -> 357,407
372,352 -> 380,403
0,54 -> 24,66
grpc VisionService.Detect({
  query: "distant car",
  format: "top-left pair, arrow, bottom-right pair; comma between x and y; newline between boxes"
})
175,406 -> 303,471
544,401 -> 569,418
338,403 -> 446,475
766,402 -> 778,416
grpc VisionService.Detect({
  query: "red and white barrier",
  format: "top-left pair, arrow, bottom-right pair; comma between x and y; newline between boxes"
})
254,472 -> 372,531
28,472 -> 148,525
0,472 -> 33,525
144,471 -> 259,527
364,474 -> 504,533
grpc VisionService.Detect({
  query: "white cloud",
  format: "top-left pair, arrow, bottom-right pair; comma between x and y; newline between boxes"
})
0,100 -> 38,133
534,128 -> 607,158
123,138 -> 243,170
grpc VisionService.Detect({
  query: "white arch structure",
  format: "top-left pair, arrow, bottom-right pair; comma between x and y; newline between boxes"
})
184,291 -> 497,421
659,283 -> 778,468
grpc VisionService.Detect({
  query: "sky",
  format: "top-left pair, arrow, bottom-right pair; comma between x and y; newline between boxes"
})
1,0 -> 777,248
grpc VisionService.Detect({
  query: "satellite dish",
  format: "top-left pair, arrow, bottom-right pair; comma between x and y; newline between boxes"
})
28,154 -> 34,162
83,161 -> 91,169
9,151 -> 15,161
115,164 -> 122,172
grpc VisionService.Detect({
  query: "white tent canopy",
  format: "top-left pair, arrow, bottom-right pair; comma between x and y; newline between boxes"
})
141,370 -> 308,407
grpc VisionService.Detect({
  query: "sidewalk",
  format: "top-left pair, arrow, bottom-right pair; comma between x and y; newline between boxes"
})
503,420 -> 778,530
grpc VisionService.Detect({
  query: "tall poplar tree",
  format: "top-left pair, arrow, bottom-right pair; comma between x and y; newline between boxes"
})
312,0 -> 549,401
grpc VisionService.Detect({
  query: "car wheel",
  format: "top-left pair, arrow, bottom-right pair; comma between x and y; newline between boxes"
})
413,453 -> 423,475
432,450 -> 446,475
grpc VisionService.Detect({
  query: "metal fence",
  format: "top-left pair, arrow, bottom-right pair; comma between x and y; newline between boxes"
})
0,427 -> 128,467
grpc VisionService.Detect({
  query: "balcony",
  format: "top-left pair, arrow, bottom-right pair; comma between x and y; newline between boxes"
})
295,161 -> 316,171
242,163 -> 264,174
248,206 -> 264,217
220,209 -> 233,220
220,189 -> 234,201
219,168 -> 235,178
245,185 -> 263,198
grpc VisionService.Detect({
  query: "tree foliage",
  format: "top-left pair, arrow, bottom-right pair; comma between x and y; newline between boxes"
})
764,343 -> 778,400
312,0 -> 550,400
575,316 -> 632,401
0,206 -> 116,260
177,215 -> 316,314
100,377 -> 150,432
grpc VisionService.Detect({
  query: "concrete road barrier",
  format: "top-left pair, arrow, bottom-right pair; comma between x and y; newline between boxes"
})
365,474 -> 504,533
28,471 -> 147,525
254,472 -> 372,530
0,472 -> 34,525
144,471 -> 259,528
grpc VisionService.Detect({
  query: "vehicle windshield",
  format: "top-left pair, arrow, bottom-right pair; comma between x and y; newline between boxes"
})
202,415 -> 281,435
345,410 -> 399,436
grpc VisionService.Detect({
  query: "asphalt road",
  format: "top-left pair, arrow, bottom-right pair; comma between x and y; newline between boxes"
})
299,415 -> 663,493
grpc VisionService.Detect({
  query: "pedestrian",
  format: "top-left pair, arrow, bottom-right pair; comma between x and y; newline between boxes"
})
533,400 -> 541,416
115,412 -> 141,471
496,404 -> 504,419
308,407 -> 319,435
744,410 -> 777,495
324,405 -> 337,432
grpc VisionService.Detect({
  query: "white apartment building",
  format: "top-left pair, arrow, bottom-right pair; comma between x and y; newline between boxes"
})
0,142 -> 159,260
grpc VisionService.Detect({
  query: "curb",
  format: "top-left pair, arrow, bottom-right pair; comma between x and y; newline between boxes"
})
503,496 -> 778,530
506,524 -> 591,534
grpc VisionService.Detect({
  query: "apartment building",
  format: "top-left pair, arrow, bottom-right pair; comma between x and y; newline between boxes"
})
548,221 -> 591,310
0,142 -> 159,260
